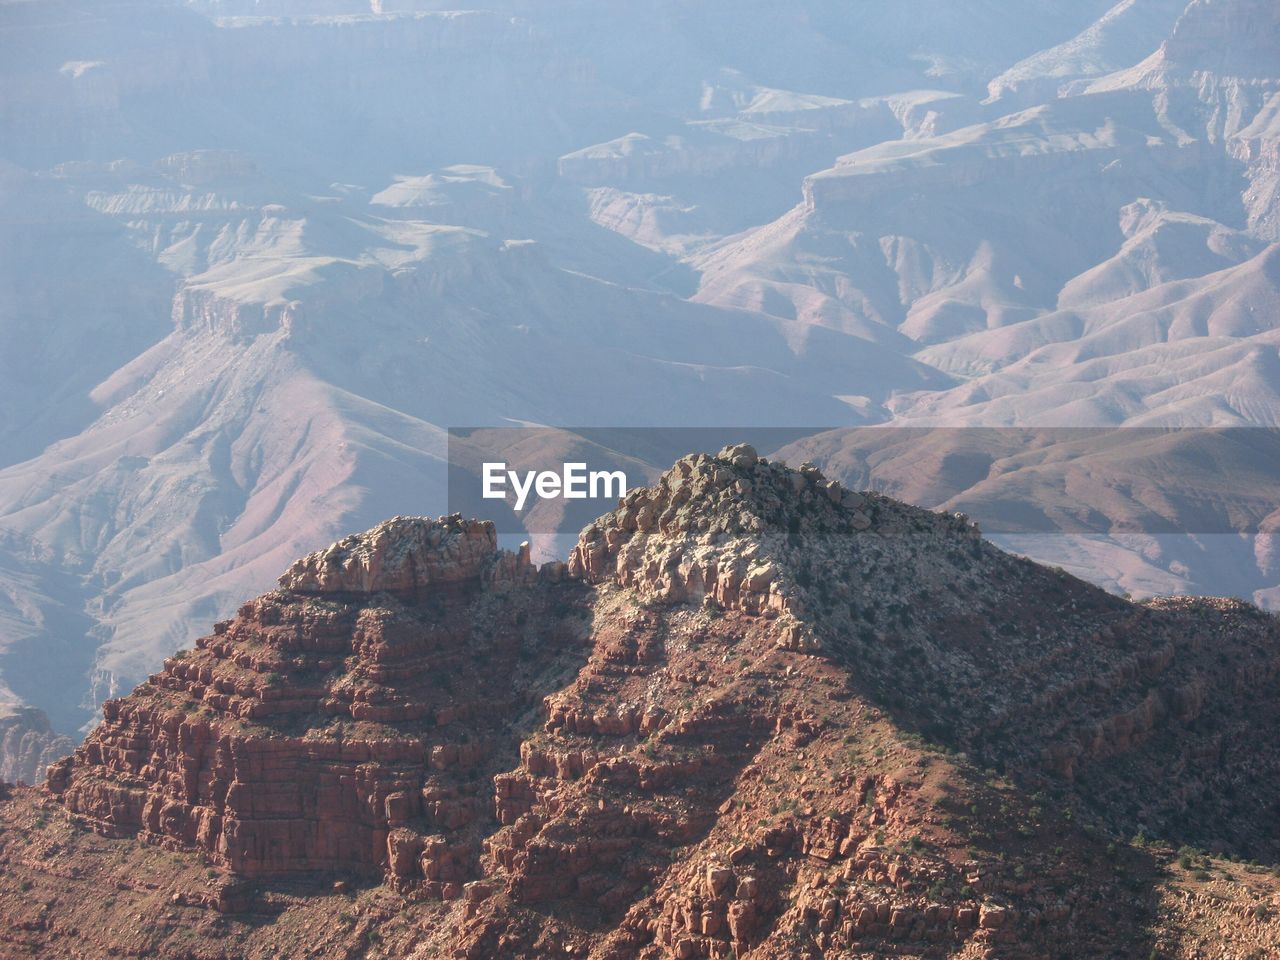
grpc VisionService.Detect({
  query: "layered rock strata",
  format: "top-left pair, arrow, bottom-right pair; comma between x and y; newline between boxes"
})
46,516 -> 578,889
3,450 -> 1279,959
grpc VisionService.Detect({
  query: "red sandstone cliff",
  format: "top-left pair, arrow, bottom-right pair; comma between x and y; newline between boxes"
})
3,448 -> 1280,959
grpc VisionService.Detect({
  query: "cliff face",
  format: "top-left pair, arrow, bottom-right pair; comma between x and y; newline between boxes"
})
42,514 -> 575,891
1163,0 -> 1280,77
4,450 -> 1280,959
0,706 -> 73,787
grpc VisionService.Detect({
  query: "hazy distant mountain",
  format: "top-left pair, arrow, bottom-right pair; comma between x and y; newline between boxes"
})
0,0 -> 1277,756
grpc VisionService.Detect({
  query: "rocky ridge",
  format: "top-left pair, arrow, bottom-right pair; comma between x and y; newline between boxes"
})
7,0 -> 1280,774
2,449 -> 1280,958
44,518 -> 574,889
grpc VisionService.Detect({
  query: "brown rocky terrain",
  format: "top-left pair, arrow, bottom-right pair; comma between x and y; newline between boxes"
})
2,447 -> 1280,959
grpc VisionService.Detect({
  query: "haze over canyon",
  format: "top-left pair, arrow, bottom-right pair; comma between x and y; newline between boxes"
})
0,0 -> 1278,784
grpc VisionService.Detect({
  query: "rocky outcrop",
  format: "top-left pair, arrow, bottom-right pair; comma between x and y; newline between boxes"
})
46,515 -> 577,886
6,455 -> 1280,958
0,705 -> 72,786
278,515 -> 507,596
569,444 -> 872,614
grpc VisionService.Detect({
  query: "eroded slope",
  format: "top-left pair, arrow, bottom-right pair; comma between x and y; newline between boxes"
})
1,449 -> 1279,959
